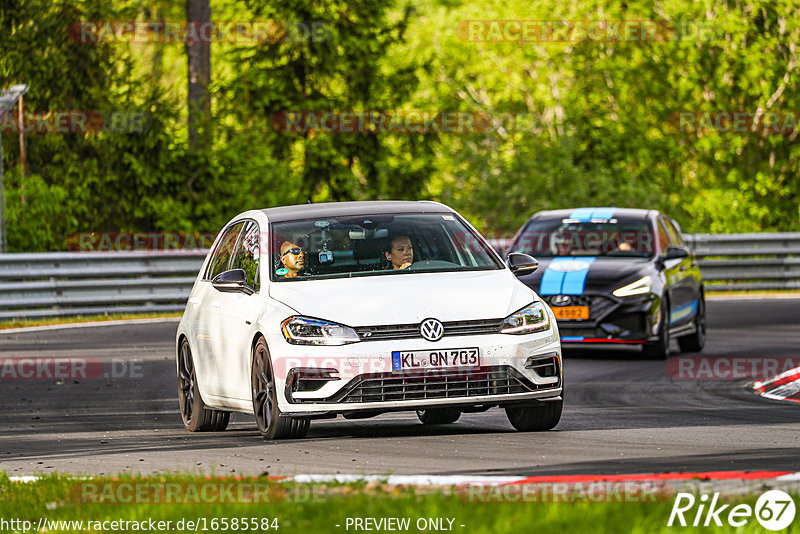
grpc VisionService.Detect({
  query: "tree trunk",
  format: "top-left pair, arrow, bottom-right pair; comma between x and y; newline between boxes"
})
186,0 -> 210,149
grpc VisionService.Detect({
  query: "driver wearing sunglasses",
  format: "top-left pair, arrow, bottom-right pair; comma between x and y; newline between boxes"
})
279,241 -> 305,278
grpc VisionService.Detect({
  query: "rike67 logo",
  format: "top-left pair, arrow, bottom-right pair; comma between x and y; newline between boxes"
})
668,490 -> 796,530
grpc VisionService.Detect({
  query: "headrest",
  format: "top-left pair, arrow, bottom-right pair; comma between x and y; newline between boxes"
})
352,239 -> 386,262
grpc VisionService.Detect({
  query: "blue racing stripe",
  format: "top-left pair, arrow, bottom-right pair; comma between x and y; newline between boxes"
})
560,257 -> 596,294
561,336 -> 585,342
539,257 -> 596,295
591,207 -> 615,219
568,207 -> 616,221
539,261 -> 566,295
670,299 -> 698,324
569,208 -> 594,222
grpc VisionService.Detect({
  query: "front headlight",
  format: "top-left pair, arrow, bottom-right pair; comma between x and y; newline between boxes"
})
281,316 -> 361,345
612,275 -> 652,297
500,302 -> 551,335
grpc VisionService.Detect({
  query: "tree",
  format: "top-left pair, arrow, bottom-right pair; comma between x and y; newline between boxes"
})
186,0 -> 211,148
219,0 -> 433,203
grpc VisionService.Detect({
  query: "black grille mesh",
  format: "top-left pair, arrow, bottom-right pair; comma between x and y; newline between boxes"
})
334,366 -> 539,403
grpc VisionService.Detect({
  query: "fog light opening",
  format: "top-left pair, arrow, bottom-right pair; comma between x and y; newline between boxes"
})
287,367 -> 340,393
524,353 -> 559,378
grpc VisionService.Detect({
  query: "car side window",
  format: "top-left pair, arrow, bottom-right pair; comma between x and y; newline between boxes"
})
656,218 -> 673,253
230,220 -> 260,292
666,219 -> 686,248
206,222 -> 245,280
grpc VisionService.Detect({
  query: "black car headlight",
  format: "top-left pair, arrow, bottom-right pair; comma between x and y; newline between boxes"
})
612,275 -> 652,297
500,302 -> 551,335
281,316 -> 360,345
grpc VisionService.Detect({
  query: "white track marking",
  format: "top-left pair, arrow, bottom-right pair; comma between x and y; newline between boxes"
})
0,317 -> 180,335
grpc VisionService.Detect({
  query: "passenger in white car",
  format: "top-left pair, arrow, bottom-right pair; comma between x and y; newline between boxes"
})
384,235 -> 414,270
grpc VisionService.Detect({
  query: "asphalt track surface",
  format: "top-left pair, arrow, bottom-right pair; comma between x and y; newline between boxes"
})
1,299 -> 798,477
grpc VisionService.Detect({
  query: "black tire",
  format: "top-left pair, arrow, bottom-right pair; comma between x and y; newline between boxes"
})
178,338 -> 230,432
505,400 -> 562,431
678,295 -> 706,352
416,408 -> 461,425
642,299 -> 670,359
251,337 -> 310,440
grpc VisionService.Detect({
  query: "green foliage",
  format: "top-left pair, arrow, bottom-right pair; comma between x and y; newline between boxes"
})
0,473 -> 795,534
2,0 -> 799,252
405,0 -> 800,233
4,174 -> 75,251
218,0 -> 433,202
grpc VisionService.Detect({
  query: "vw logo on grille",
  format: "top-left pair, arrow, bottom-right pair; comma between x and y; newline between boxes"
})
551,295 -> 572,306
420,318 -> 444,342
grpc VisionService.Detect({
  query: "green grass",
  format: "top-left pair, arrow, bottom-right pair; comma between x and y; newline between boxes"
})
0,473 -> 795,533
0,312 -> 182,329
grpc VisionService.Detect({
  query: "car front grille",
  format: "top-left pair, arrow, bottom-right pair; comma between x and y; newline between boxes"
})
354,318 -> 503,341
543,294 -> 616,321
332,366 -> 542,403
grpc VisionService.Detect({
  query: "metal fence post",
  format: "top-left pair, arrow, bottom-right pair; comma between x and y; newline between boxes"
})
0,135 -> 5,253
0,85 -> 30,253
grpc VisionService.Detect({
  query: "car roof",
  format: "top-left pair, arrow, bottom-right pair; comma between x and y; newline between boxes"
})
528,207 -> 659,221
261,200 -> 453,223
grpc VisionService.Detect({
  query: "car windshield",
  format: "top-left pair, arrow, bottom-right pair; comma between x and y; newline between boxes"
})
269,213 -> 503,281
511,217 -> 655,258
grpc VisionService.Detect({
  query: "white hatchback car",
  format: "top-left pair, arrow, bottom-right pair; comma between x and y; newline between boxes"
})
176,201 -> 563,439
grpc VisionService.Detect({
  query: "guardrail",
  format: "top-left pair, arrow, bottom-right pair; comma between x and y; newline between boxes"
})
683,232 -> 800,291
0,233 -> 798,319
493,232 -> 800,292
0,252 -> 206,320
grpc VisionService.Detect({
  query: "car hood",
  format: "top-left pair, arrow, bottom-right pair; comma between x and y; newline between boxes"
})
516,256 -> 654,295
268,270 -> 533,326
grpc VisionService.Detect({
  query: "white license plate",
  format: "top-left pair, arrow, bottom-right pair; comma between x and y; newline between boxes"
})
391,348 -> 480,372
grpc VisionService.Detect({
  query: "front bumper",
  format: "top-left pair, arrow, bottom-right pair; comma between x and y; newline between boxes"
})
281,390 -> 563,418
266,328 -> 562,414
544,292 -> 660,344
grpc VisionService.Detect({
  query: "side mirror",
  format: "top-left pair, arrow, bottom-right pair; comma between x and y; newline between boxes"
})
664,246 -> 690,260
506,253 -> 539,276
212,268 -> 254,295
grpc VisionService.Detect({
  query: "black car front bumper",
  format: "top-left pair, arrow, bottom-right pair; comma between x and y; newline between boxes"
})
543,292 -> 661,344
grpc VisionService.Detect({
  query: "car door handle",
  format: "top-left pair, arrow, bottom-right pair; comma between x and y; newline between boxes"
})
188,297 -> 201,305
210,301 -> 222,309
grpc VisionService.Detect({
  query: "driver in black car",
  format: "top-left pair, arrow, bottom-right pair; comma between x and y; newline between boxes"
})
384,235 -> 414,270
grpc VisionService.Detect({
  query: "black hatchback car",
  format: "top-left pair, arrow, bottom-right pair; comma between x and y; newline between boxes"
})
507,207 -> 705,358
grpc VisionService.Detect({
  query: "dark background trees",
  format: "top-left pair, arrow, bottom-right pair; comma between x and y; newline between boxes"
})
1,0 -> 798,251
